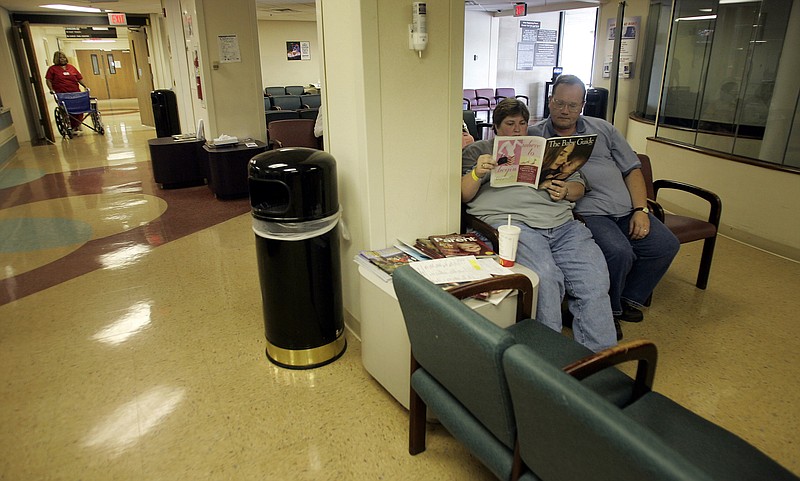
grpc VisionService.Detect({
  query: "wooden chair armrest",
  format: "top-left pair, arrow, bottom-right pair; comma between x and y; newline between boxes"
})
653,179 -> 722,226
446,273 -> 533,322
461,209 -> 499,251
647,199 -> 666,223
563,339 -> 658,401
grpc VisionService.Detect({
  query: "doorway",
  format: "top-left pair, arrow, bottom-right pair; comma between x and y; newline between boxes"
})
74,49 -> 137,99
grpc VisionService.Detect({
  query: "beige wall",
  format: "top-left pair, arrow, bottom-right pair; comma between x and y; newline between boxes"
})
257,20 -> 320,89
0,7 -> 30,143
319,0 -> 464,329
628,118 -> 800,260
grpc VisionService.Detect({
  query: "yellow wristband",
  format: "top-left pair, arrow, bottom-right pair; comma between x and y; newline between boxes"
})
470,169 -> 480,182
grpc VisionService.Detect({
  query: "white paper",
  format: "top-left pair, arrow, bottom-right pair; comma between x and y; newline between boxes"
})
409,256 -> 513,285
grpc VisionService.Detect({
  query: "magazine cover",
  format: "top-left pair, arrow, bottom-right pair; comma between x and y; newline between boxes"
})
489,134 -> 597,189
428,233 -> 496,257
414,238 -> 445,259
360,247 -> 417,276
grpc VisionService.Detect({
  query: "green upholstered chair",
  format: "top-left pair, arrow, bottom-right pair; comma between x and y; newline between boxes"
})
392,266 -> 636,481
503,342 -> 799,481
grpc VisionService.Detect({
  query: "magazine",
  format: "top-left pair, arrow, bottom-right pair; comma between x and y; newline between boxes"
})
413,238 -> 445,259
489,134 -> 597,189
360,247 -> 417,277
428,233 -> 496,258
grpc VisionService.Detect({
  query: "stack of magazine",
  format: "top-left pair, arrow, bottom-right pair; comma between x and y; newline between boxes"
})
354,234 -> 495,282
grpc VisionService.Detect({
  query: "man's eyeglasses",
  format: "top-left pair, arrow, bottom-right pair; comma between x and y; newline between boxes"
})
551,99 -> 584,113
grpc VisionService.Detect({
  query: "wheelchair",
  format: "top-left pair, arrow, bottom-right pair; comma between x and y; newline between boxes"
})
52,90 -> 104,138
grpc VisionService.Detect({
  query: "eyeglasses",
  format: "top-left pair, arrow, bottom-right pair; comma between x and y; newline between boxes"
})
551,99 -> 584,113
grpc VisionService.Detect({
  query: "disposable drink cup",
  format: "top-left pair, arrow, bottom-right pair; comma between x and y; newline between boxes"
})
497,224 -> 521,267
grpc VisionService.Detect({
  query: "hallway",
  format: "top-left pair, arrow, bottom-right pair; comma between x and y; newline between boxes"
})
0,109 -> 798,479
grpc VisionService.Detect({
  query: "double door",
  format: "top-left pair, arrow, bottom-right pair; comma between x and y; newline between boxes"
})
75,49 -> 136,99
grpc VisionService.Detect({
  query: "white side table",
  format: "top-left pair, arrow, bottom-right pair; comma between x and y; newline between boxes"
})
358,263 -> 539,409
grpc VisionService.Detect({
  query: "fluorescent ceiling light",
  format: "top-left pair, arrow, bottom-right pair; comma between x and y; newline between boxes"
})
675,14 -> 717,21
40,4 -> 102,13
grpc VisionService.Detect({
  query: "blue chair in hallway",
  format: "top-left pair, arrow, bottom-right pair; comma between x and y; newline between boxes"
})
504,342 -> 800,481
265,86 -> 286,96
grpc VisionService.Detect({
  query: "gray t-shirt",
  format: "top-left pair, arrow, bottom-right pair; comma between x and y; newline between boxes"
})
527,116 -> 640,217
461,139 -> 583,229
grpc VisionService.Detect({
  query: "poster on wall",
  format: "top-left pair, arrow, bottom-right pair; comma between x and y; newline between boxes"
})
517,20 -> 557,70
287,42 -> 301,61
604,16 -> 640,78
218,34 -> 241,63
300,41 -> 311,61
516,43 -> 535,70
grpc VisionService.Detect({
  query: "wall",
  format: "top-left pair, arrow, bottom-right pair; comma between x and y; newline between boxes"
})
463,11 -> 493,89
592,0 -> 650,136
319,0 -> 464,333
257,20 -> 320,88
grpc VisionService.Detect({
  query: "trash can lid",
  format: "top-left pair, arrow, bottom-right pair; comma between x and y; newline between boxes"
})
248,148 -> 339,222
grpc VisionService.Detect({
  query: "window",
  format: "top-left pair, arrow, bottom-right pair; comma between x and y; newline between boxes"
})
636,0 -> 799,169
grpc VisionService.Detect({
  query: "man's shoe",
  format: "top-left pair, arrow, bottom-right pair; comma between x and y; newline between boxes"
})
615,303 -> 644,323
614,319 -> 623,341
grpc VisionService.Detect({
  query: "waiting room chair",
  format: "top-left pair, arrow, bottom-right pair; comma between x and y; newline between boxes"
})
495,88 -> 529,105
463,89 -> 492,121
476,87 -> 496,114
267,119 -> 319,149
264,96 -> 272,112
504,342 -> 799,481
265,86 -> 286,96
393,266 -> 636,481
463,110 -> 490,142
302,94 -> 321,109
638,154 -> 722,289
285,85 -> 306,96
298,108 -> 319,120
265,110 -> 300,136
270,95 -> 303,111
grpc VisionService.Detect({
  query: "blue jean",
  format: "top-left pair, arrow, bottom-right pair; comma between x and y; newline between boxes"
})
493,219 -> 617,352
582,213 -> 680,314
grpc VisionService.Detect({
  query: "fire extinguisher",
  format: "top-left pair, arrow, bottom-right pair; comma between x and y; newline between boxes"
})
193,51 -> 203,100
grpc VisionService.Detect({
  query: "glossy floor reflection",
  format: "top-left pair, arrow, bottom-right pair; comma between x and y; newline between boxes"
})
0,105 -> 798,479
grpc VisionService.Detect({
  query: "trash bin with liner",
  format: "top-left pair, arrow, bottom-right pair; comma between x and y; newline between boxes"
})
248,147 -> 346,369
151,89 -> 181,137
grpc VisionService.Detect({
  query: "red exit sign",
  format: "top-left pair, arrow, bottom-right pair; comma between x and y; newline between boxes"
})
107,13 -> 127,26
513,3 -> 527,17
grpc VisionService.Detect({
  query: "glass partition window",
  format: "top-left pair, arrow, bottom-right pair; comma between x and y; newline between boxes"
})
640,0 -> 798,168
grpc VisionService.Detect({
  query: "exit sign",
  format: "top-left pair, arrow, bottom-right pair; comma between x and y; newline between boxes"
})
513,3 -> 527,17
108,13 -> 127,26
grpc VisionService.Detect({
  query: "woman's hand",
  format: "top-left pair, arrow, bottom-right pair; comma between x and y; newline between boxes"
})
473,154 -> 496,178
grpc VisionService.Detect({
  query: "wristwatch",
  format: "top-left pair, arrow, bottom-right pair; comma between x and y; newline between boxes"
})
633,206 -> 650,214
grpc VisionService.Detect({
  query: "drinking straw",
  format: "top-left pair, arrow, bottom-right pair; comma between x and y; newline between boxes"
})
507,214 -> 512,226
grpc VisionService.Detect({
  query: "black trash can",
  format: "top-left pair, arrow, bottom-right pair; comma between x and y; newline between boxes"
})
583,87 -> 609,119
248,147 -> 346,369
151,89 -> 181,137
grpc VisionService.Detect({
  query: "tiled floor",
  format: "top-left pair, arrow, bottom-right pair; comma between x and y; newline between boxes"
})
0,102 -> 798,480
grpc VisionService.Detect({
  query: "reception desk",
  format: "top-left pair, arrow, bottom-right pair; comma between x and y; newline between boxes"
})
358,264 -> 539,409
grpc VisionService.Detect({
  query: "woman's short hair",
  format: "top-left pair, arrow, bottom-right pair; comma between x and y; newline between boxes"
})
52,51 -> 67,64
492,98 -> 530,130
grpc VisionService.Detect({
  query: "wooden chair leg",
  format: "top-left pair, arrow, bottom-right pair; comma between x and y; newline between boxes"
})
696,235 -> 717,289
409,355 -> 427,455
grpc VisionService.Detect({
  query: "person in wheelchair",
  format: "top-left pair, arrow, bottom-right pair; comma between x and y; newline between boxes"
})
45,51 -> 88,132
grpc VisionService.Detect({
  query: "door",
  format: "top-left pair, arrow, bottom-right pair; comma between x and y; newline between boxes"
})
128,28 -> 155,127
75,49 -> 137,99
14,21 -> 54,142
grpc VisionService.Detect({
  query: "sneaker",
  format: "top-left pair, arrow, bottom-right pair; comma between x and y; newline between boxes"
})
615,302 -> 644,323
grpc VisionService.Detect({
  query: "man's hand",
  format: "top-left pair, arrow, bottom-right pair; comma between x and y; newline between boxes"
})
629,211 -> 651,239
